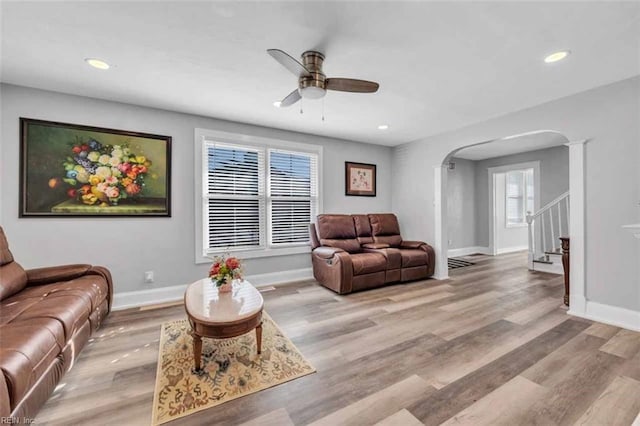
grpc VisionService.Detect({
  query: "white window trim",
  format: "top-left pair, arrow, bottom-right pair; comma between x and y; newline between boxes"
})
194,128 -> 323,263
505,168 -> 534,228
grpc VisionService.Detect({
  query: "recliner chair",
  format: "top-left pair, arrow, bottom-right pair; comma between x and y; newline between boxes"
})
309,213 -> 435,294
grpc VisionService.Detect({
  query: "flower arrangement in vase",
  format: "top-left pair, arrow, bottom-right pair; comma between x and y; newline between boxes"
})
209,255 -> 243,293
58,138 -> 152,206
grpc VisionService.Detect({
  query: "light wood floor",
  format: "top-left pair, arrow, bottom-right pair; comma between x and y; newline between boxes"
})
36,252 -> 640,425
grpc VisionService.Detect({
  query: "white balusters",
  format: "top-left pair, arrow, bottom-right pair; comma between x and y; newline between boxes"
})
549,208 -> 556,253
557,203 -> 563,239
527,191 -> 569,269
541,211 -> 547,254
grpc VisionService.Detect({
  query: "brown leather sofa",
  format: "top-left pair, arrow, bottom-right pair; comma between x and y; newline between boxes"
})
0,227 -> 113,420
309,213 -> 435,294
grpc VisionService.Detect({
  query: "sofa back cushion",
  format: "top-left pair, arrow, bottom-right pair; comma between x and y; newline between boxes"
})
316,214 -> 361,253
0,227 -> 27,301
368,214 -> 402,247
352,214 -> 374,244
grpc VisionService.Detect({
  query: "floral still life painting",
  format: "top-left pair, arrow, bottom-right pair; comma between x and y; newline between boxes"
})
20,118 -> 171,217
345,161 -> 377,196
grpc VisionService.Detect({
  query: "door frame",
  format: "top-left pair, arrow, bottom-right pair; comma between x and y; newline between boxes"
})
487,161 -> 540,256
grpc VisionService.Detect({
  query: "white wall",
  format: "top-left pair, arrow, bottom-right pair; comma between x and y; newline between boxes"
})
446,158 -> 476,250
0,84 -> 393,294
392,76 -> 640,312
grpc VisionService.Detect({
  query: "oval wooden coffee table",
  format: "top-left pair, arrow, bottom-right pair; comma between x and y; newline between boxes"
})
184,279 -> 264,371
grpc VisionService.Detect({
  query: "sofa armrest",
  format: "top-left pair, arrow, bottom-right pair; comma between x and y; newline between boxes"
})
26,264 -> 92,286
362,243 -> 390,249
87,265 -> 114,313
400,240 -> 426,249
313,246 -> 345,259
311,247 -> 353,294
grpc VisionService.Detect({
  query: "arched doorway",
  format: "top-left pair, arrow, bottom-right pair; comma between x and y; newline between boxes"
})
433,130 -> 587,312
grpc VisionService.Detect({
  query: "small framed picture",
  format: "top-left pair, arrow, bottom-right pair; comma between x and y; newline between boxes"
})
345,161 -> 376,197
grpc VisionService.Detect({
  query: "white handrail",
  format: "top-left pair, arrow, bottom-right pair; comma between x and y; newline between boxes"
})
527,191 -> 569,222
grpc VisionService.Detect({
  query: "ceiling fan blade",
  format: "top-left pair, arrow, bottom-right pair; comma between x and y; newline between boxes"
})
267,49 -> 311,78
326,78 -> 379,93
280,89 -> 301,107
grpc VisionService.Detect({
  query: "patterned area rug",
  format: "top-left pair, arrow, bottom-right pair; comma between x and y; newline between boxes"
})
151,312 -> 315,425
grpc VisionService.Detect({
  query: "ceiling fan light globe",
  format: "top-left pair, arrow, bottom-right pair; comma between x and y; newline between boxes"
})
299,86 -> 326,99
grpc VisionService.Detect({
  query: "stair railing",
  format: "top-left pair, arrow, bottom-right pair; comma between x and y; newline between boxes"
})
526,191 -> 570,269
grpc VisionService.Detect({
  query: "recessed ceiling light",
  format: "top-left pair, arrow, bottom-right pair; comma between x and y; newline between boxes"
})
273,101 -> 282,108
377,124 -> 389,130
544,50 -> 570,64
85,58 -> 110,70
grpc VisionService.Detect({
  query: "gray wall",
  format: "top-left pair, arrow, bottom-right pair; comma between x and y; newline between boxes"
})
474,145 -> 569,247
446,158 -> 476,249
392,76 -> 640,311
0,84 -> 393,294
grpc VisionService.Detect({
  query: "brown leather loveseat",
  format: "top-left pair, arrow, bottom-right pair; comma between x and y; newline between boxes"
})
309,213 -> 435,294
0,227 -> 113,420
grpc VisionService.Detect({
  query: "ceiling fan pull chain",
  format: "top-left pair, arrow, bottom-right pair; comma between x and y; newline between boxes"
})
300,98 -> 303,115
322,98 -> 325,122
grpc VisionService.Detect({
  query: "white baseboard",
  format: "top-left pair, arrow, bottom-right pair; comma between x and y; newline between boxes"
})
496,245 -> 528,255
568,300 -> 640,332
448,246 -> 490,257
112,267 -> 314,311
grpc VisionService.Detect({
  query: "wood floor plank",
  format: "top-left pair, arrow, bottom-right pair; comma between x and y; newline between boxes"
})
599,328 -> 640,359
504,297 -> 562,325
308,375 -> 434,426
438,291 -> 503,312
375,408 -> 424,426
239,407 -> 295,426
439,375 -> 547,426
583,322 -> 621,340
574,375 -> 640,426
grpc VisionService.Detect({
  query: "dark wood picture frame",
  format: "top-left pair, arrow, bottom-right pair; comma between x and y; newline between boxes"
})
20,118 -> 172,217
345,161 -> 377,197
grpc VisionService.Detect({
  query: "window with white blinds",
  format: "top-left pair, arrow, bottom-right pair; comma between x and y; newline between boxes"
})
269,150 -> 318,246
506,168 -> 534,225
202,140 -> 319,255
204,143 -> 265,251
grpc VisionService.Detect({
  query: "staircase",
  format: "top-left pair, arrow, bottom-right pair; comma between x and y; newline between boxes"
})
526,191 -> 569,274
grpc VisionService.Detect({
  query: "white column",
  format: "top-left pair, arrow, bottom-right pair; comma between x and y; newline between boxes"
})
433,165 -> 449,279
566,139 -> 587,315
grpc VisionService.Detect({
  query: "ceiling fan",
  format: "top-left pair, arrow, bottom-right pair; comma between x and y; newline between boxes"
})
267,49 -> 380,107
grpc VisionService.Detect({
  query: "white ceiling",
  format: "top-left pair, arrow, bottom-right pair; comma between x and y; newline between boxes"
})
453,131 -> 567,161
1,2 -> 639,146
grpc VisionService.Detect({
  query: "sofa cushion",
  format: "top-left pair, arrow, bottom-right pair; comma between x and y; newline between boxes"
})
352,214 -> 374,244
399,249 -> 429,268
369,213 -> 401,236
0,262 -> 27,303
12,294 -> 91,341
369,214 -> 402,247
0,227 -> 14,266
0,318 -> 64,409
0,228 -> 28,302
317,214 -> 357,239
320,238 -> 361,253
350,252 -> 387,275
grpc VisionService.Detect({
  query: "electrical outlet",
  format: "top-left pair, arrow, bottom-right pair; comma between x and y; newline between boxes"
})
144,271 -> 154,283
